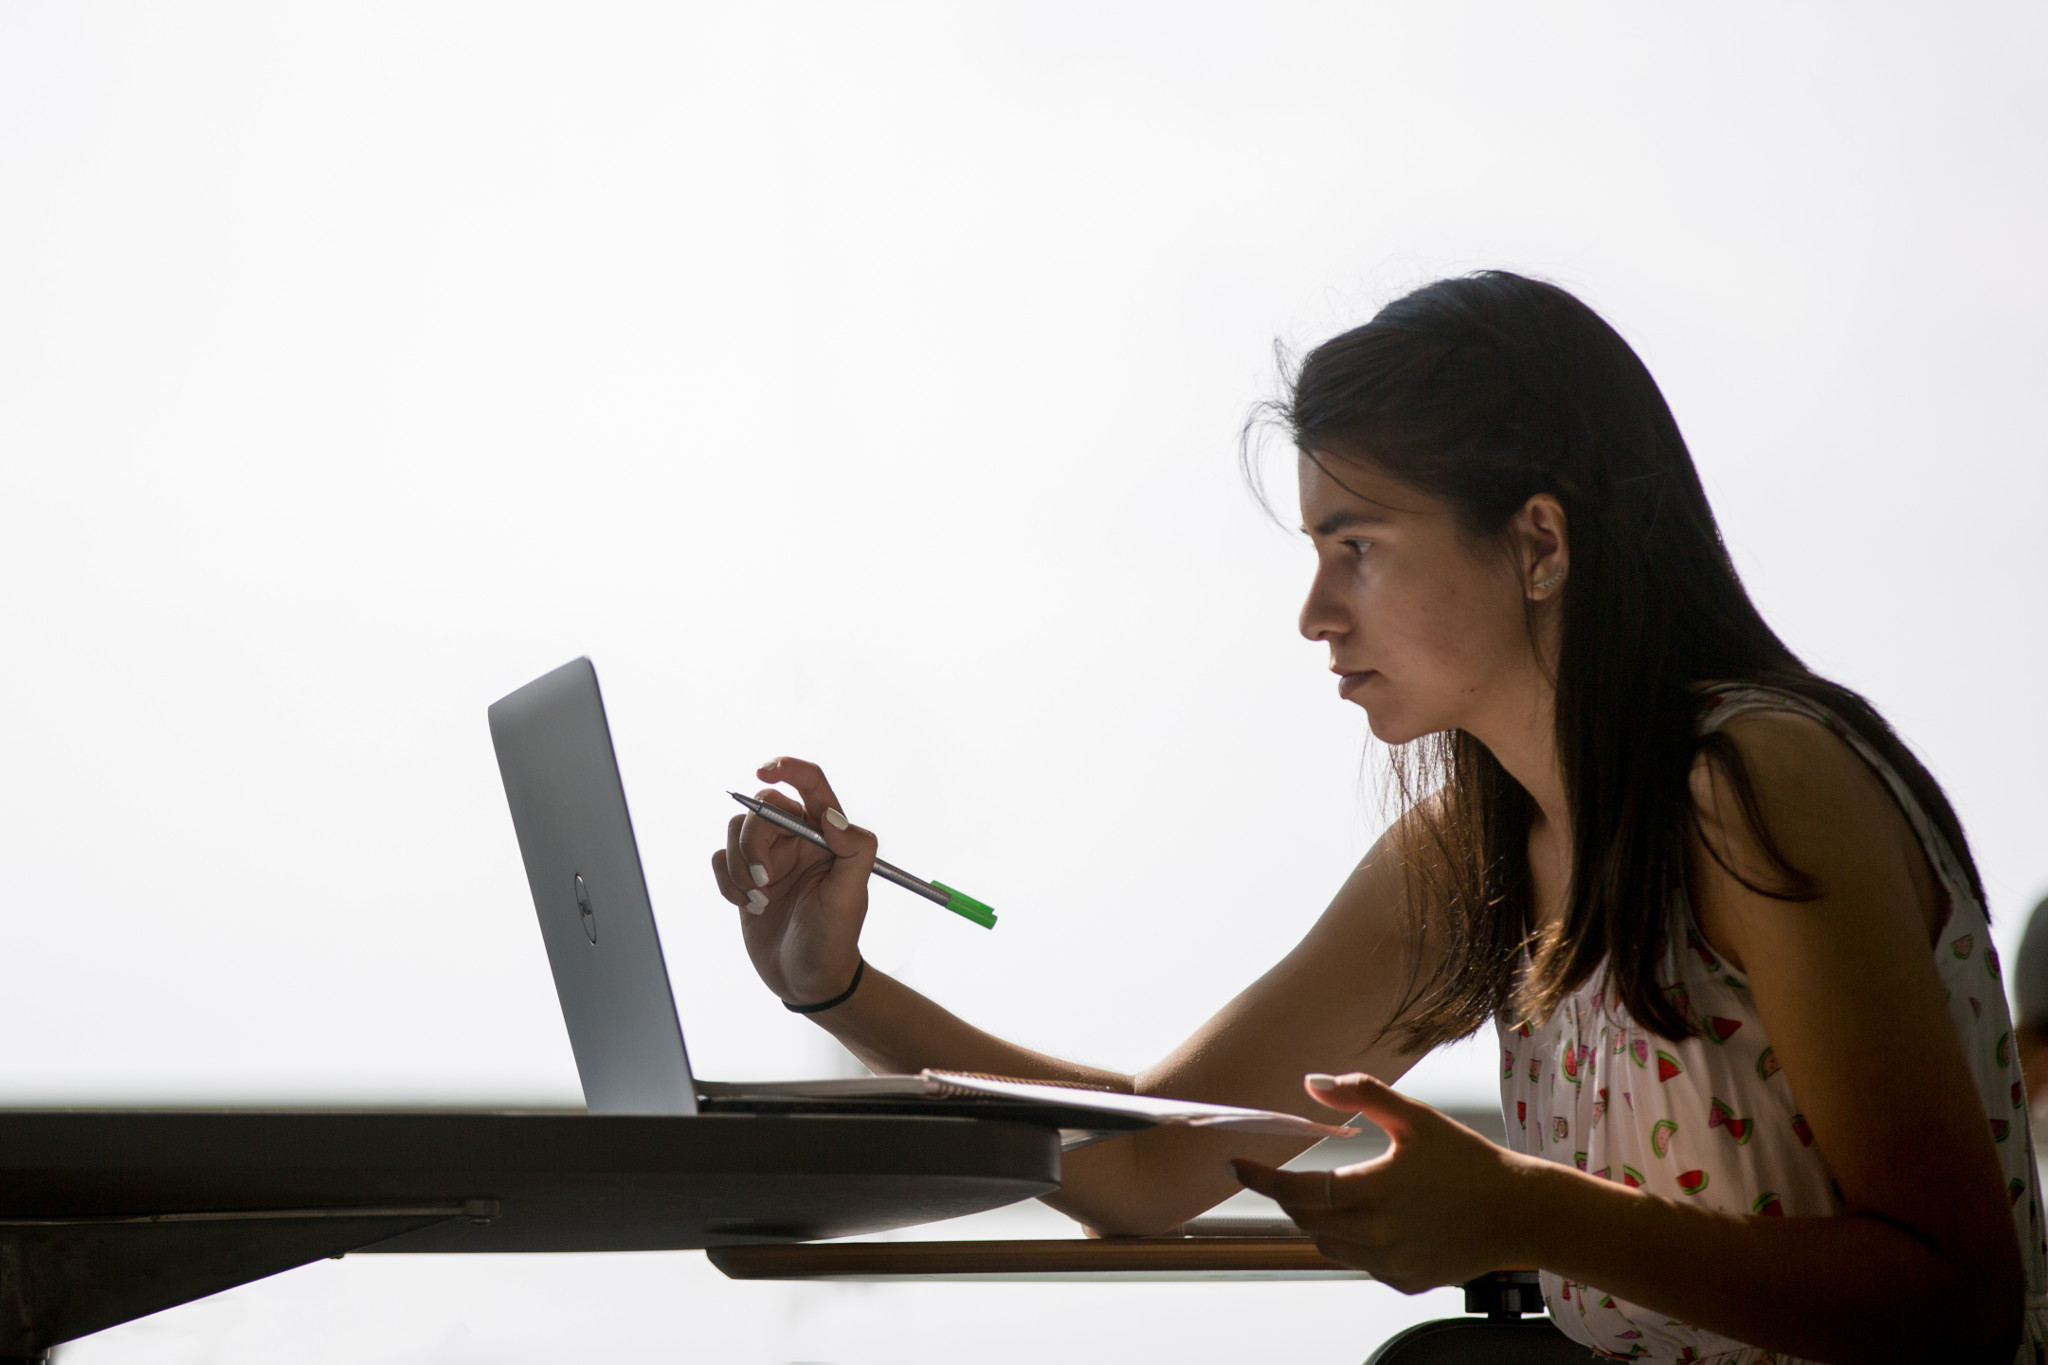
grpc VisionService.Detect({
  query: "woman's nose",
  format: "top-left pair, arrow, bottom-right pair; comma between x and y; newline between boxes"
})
1298,568 -> 1348,643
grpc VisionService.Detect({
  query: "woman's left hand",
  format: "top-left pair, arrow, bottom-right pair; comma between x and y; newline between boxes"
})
1229,1073 -> 1531,1294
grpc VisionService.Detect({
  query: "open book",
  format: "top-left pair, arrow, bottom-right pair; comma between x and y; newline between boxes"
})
696,1071 -> 1362,1143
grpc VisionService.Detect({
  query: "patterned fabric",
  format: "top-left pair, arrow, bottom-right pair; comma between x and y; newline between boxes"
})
1496,685 -> 2048,1362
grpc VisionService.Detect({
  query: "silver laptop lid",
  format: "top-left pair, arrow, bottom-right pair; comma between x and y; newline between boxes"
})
488,657 -> 697,1116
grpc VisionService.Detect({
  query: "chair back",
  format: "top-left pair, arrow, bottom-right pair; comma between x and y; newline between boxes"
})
1362,1317 -> 1601,1364
1361,1273 -> 1601,1364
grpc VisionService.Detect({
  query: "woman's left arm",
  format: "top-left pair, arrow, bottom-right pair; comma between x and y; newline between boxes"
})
1236,714 -> 2025,1364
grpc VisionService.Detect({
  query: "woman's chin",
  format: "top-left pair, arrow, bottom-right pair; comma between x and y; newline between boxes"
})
1360,704 -> 1428,747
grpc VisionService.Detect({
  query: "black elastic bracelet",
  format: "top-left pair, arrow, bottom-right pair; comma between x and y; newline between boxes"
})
784,957 -> 865,1015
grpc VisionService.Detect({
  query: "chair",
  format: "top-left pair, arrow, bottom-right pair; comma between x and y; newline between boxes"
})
1363,1273 -> 1600,1364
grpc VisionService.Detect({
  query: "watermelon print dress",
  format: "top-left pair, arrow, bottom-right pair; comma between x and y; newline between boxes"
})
1497,686 -> 2048,1362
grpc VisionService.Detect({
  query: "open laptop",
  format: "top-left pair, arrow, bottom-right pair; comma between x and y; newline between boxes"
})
486,658 -> 1352,1143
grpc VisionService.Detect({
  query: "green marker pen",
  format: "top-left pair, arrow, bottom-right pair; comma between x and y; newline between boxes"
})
726,791 -> 998,929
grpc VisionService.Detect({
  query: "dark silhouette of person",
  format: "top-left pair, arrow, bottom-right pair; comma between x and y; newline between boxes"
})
2015,892 -> 2048,1121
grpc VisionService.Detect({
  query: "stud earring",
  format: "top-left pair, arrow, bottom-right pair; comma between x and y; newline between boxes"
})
1536,567 -> 1567,592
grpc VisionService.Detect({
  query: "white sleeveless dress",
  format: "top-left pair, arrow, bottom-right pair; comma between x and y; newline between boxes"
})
1497,686 -> 2048,1362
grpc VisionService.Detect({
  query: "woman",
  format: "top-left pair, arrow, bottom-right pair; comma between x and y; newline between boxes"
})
710,272 -> 2043,1362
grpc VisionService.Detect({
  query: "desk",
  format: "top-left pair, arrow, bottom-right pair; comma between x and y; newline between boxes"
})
0,1110 -> 1059,1361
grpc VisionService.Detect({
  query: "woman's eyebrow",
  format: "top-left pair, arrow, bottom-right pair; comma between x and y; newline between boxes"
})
1306,509 -> 1393,536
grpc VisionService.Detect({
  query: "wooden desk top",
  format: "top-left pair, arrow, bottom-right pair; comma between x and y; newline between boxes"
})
708,1234 -> 1367,1282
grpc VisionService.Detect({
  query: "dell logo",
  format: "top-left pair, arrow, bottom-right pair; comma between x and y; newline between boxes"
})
573,873 -> 597,944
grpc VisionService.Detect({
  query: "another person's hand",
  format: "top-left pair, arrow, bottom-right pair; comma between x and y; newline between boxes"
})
1229,1073 -> 1529,1293
709,757 -> 876,1008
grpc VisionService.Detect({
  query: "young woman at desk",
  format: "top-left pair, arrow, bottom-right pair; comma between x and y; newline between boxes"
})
709,273 -> 2043,1363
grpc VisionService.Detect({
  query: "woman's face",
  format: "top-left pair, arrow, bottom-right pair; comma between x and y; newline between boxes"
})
1296,453 -> 1553,746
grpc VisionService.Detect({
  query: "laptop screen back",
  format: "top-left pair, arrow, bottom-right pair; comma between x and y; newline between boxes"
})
488,657 -> 697,1115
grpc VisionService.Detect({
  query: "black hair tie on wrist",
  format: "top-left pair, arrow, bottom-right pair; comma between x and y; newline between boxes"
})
784,957 -> 865,1015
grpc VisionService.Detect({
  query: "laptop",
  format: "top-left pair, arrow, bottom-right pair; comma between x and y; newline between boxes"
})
486,658 -> 1353,1143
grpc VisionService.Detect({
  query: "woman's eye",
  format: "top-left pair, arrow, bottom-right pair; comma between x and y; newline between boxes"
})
1342,539 -> 1373,558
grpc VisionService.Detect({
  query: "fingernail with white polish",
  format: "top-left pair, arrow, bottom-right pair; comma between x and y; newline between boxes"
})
746,889 -> 769,914
1306,1073 -> 1339,1091
759,758 -> 780,772
824,807 -> 849,830
749,863 -> 770,887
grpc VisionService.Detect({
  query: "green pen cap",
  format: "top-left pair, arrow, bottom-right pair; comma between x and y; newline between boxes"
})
932,881 -> 997,929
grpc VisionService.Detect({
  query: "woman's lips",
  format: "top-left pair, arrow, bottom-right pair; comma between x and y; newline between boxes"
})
1336,670 -> 1376,697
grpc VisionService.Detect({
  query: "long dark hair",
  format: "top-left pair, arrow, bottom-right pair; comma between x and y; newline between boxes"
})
1258,271 -> 1982,1047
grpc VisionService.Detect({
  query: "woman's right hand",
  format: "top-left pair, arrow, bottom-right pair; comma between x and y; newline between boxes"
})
709,757 -> 877,1009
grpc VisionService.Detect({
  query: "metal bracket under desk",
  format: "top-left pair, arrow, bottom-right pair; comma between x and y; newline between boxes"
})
0,1204 -> 486,1361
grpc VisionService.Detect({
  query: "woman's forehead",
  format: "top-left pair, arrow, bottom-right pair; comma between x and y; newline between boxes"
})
1297,451 -> 1438,526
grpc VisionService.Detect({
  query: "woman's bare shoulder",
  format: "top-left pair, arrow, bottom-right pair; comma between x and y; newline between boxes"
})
1687,708 -> 1899,857
1287,793 -> 1460,980
1335,790 -> 1456,907
1687,706 -> 1940,954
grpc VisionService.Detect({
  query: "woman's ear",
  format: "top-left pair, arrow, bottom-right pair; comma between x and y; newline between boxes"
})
1517,494 -> 1569,599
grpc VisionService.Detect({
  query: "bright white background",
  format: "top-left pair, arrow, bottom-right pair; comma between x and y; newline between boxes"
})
2,3 -> 2044,1361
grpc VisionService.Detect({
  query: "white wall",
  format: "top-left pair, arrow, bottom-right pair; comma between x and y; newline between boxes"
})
3,4 -> 2044,1360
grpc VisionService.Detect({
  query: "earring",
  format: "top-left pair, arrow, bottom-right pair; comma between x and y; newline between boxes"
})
1536,567 -> 1567,592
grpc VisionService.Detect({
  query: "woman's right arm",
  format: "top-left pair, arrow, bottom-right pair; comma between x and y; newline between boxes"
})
709,756 -> 1439,1234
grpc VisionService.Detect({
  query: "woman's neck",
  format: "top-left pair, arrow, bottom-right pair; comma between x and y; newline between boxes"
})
1471,696 -> 1572,937
1468,684 -> 1570,843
